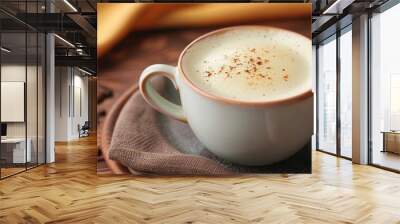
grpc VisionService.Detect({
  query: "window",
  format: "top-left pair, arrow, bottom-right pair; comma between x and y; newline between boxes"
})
371,2 -> 400,171
317,36 -> 337,154
339,28 -> 352,158
389,74 -> 400,130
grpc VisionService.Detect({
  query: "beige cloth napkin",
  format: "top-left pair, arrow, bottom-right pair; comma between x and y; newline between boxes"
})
108,79 -> 232,175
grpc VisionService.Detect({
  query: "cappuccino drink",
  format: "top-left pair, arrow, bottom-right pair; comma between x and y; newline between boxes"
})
140,26 -> 313,165
181,27 -> 311,102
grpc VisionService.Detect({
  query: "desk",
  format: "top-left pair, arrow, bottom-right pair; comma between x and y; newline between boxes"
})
381,131 -> 400,154
1,138 -> 31,163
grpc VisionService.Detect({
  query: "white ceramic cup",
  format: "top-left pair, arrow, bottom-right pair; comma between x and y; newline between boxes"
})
139,26 -> 313,166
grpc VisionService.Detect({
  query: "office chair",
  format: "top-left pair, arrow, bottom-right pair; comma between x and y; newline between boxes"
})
79,121 -> 90,138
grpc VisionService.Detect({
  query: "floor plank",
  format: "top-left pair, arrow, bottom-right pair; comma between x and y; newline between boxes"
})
1,135 -> 400,224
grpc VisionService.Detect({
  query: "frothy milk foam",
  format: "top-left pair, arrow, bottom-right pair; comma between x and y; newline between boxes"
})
181,27 -> 311,102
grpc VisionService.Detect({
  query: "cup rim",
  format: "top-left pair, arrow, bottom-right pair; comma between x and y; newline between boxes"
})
177,25 -> 313,107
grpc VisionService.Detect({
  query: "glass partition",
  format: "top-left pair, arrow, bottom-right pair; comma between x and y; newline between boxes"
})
1,30 -> 28,177
27,30 -> 38,169
26,0 -> 43,169
0,2 -> 46,179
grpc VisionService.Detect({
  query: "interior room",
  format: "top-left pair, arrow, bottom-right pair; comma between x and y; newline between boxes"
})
314,0 -> 400,172
0,0 -> 96,179
1,0 -> 400,223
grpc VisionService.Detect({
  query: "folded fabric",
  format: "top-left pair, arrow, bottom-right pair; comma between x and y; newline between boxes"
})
100,85 -> 135,175
108,78 -> 232,175
104,77 -> 312,175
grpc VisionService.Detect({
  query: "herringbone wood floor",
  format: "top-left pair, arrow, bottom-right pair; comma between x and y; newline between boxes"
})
1,135 -> 400,224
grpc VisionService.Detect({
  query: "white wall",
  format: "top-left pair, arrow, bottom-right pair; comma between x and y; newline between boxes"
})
55,66 -> 70,141
75,71 -> 89,139
54,67 -> 89,141
1,82 -> 25,122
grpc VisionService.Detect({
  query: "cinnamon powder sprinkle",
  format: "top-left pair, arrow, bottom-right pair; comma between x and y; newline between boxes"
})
201,47 -> 280,83
283,74 -> 289,81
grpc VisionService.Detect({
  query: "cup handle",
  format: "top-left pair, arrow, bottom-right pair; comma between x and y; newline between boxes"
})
139,64 -> 187,122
